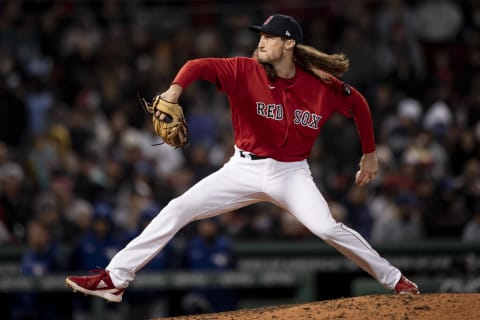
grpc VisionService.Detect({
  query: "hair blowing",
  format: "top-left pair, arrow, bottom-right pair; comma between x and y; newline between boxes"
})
254,44 -> 349,83
294,44 -> 349,80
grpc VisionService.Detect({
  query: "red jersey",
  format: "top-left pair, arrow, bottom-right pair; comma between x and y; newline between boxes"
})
173,57 -> 375,162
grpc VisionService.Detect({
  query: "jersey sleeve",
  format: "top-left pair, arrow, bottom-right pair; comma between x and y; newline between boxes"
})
172,57 -> 249,93
333,80 -> 376,154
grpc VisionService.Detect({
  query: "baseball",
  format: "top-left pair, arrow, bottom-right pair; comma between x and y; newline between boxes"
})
356,170 -> 361,180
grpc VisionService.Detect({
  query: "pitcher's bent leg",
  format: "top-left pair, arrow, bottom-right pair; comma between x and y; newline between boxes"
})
107,196 -> 194,288
107,162 -> 264,288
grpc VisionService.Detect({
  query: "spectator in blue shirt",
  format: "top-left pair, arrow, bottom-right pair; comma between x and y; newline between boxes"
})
12,220 -> 63,320
181,219 -> 237,314
69,201 -> 120,271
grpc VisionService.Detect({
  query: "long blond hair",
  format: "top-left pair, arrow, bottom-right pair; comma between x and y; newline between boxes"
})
253,44 -> 349,83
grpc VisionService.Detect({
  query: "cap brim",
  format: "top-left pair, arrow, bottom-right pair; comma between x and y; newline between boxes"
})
248,25 -> 263,33
248,25 -> 287,40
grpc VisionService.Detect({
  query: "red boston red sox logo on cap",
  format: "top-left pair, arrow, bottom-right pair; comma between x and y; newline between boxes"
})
263,15 -> 273,25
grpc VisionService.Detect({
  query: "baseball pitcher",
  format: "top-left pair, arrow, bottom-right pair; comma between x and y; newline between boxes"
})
66,14 -> 419,303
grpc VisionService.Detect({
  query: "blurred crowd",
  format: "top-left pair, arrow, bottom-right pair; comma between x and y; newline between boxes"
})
0,0 -> 480,287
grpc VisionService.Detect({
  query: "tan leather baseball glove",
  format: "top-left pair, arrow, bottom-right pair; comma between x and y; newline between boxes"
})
139,94 -> 188,148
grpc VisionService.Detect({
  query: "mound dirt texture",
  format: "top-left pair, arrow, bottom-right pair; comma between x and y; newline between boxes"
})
161,293 -> 479,320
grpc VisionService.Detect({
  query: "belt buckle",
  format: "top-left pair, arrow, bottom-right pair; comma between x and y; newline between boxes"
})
240,150 -> 252,160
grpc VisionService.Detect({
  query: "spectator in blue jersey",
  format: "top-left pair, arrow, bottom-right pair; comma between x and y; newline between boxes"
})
344,185 -> 374,240
181,219 -> 237,314
12,220 -> 63,320
69,201 -> 120,271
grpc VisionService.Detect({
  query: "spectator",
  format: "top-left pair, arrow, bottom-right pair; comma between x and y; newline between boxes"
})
0,162 -> 31,243
114,177 -> 154,233
402,130 -> 448,179
457,158 -> 480,215
64,199 -> 93,243
448,128 -> 479,177
383,97 -> 422,162
375,0 -> 415,43
370,83 -> 397,143
32,192 -> 64,243
375,18 -> 426,96
21,220 -> 63,274
27,134 -> 58,191
25,78 -> 54,136
188,145 -> 218,182
185,98 -> 219,149
12,220 -> 63,320
423,100 -> 453,141
462,203 -> 480,242
344,185 -> 373,240
69,201 -> 119,271
181,220 -> 237,314
369,180 -> 398,226
47,124 -> 78,176
420,177 -> 469,237
371,190 -> 424,243
333,24 -> 375,89
413,0 -> 463,43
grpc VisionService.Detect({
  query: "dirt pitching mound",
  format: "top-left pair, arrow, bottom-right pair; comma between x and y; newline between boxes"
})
161,293 -> 479,320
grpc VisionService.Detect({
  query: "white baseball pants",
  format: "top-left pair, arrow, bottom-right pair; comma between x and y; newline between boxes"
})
107,147 -> 401,289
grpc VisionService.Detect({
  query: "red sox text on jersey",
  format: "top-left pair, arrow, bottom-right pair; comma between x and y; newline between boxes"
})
293,109 -> 322,129
256,101 -> 322,130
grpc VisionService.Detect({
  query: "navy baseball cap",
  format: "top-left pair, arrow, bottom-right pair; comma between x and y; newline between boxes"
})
249,14 -> 303,44
93,201 -> 113,220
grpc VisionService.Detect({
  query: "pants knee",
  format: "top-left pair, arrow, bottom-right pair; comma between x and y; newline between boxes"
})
166,198 -> 186,214
312,222 -> 338,241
